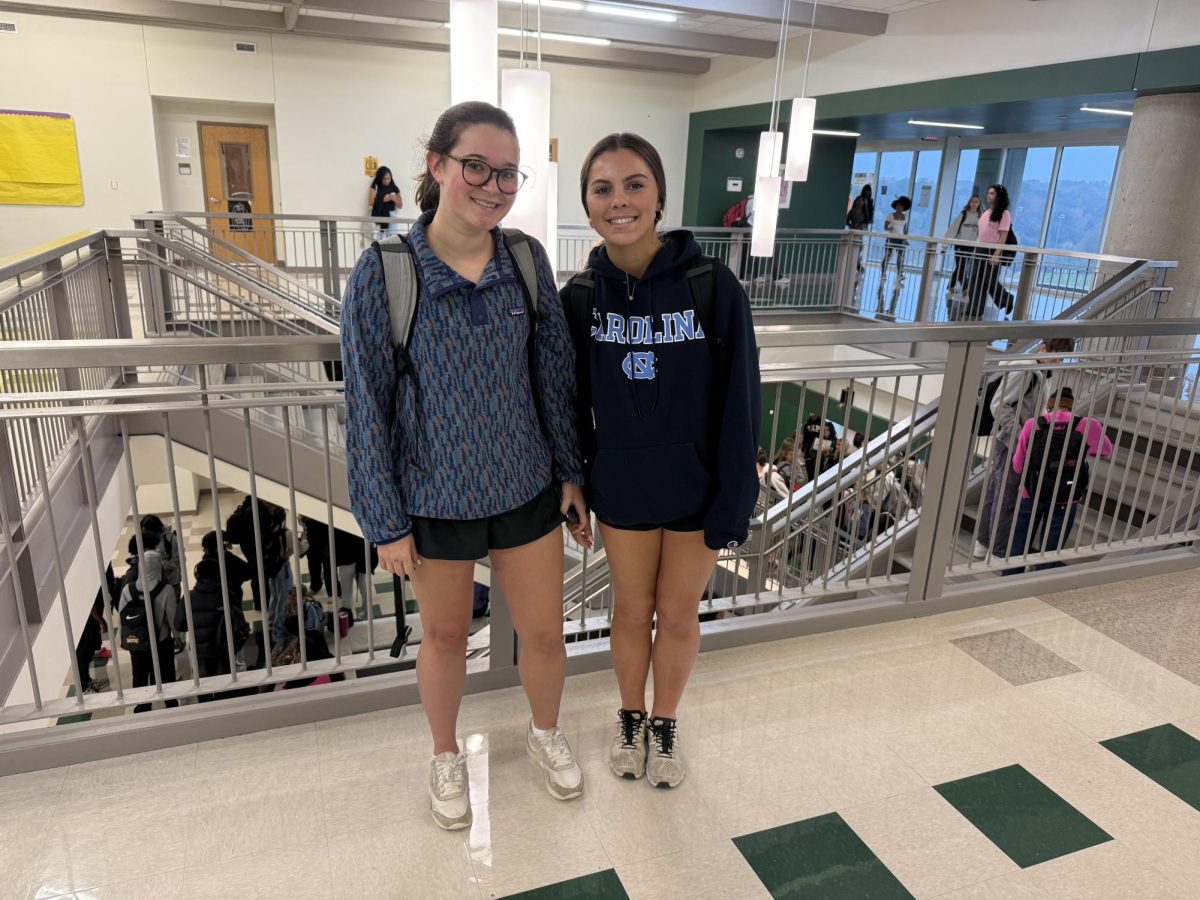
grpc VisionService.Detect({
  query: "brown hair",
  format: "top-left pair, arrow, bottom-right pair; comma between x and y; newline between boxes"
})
1042,337 -> 1075,354
578,133 -> 667,221
415,101 -> 518,213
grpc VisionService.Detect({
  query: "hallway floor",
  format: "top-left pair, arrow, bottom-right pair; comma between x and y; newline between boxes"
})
5,571 -> 1200,899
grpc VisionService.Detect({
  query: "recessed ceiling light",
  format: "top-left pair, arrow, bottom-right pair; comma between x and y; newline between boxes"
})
907,119 -> 984,130
1079,105 -> 1133,117
584,2 -> 677,22
813,129 -> 860,137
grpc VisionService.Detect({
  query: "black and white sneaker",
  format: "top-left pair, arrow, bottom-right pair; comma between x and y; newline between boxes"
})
646,716 -> 684,789
609,708 -> 647,780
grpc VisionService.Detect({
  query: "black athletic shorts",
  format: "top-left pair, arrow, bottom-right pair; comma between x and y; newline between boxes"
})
410,484 -> 565,561
594,510 -> 706,534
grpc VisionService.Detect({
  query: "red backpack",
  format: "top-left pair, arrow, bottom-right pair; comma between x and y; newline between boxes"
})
722,197 -> 749,228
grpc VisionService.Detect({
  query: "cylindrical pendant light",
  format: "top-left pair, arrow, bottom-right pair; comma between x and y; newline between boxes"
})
501,67 -> 552,246
785,97 -> 817,182
756,131 -> 783,179
750,177 -> 782,257
449,0 -> 498,104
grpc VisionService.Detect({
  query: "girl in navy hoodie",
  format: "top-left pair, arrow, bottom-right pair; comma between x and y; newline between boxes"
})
564,134 -> 760,788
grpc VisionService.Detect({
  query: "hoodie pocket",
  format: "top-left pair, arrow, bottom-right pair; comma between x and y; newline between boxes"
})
590,443 -> 710,525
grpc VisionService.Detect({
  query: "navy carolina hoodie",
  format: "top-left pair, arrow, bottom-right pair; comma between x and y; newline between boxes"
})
567,230 -> 761,550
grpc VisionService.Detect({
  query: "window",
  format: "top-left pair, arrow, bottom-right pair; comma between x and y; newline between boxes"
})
875,151 -> 913,230
907,149 -> 942,237
1002,146 -> 1055,245
1044,145 -> 1120,253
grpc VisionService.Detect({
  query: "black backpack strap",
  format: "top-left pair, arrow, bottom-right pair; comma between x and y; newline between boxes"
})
685,255 -> 730,417
564,270 -> 598,466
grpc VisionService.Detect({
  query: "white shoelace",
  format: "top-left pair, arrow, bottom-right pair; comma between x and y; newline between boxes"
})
537,728 -> 576,770
433,754 -> 466,797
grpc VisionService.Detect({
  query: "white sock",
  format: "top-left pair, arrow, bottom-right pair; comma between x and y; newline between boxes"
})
531,722 -> 556,737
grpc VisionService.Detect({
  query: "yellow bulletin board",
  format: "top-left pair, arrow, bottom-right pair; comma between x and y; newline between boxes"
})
0,109 -> 84,206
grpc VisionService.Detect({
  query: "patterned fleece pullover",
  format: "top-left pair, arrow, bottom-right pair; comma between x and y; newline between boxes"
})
340,211 -> 583,544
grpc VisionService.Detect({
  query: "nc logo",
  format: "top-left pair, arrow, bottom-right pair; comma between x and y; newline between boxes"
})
622,351 -> 657,381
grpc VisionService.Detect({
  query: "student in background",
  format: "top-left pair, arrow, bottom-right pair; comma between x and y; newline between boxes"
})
945,194 -> 982,311
877,196 -> 911,321
368,165 -> 405,238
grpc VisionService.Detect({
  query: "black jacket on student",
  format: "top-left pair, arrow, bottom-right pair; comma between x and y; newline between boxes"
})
564,230 -> 761,551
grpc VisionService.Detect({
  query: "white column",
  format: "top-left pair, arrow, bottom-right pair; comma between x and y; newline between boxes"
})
449,0 -> 498,105
501,67 -> 552,248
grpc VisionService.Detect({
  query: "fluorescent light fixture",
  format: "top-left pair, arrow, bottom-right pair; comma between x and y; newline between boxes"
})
497,26 -> 611,44
784,97 -> 816,182
500,0 -> 584,9
449,0 -> 498,105
750,176 -> 781,258
452,23 -> 613,45
1080,105 -> 1133,117
813,128 -> 860,137
756,131 -> 782,179
907,118 -> 984,130
584,2 -> 677,22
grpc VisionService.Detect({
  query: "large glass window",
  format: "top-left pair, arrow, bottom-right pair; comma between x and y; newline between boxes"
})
1044,145 -> 1121,253
875,151 -> 914,229
950,148 -> 980,223
1002,146 -> 1055,245
908,149 -> 942,236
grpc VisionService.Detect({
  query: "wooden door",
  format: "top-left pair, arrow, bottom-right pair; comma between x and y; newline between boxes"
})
198,122 -> 276,263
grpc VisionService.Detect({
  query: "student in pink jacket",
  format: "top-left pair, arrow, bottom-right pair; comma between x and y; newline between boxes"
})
1004,387 -> 1112,574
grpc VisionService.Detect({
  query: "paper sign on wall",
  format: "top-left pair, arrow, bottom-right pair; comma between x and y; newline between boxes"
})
176,137 -> 192,158
853,172 -> 870,188
0,110 -> 84,206
918,184 -> 932,208
726,177 -> 743,192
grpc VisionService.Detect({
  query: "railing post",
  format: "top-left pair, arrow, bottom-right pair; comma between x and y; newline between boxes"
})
905,340 -> 989,603
1014,251 -> 1038,321
319,219 -> 336,298
132,217 -> 171,337
41,259 -> 83,393
915,242 -> 939,323
328,220 -> 342,299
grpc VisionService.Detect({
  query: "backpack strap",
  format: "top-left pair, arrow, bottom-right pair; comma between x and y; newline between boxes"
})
564,269 -> 598,465
373,236 -> 420,358
501,228 -> 540,318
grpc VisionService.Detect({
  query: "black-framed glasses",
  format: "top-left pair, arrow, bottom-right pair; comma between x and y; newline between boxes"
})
446,154 -> 527,194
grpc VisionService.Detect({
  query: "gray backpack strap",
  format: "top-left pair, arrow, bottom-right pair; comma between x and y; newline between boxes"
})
501,228 -> 539,317
373,236 -> 419,350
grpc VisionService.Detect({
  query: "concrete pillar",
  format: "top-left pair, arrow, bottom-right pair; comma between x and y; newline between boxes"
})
1103,93 -> 1200,327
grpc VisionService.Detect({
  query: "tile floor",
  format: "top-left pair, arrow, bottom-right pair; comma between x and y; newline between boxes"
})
6,572 -> 1200,899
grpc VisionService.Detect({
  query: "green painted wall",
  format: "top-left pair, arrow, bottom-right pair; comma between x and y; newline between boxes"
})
760,382 -> 892,455
697,130 -> 758,228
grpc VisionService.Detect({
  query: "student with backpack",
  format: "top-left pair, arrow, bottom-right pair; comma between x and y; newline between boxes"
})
340,101 -> 589,831
174,558 -> 249,700
974,338 -> 1075,559
966,184 -> 1014,317
1004,387 -> 1112,573
563,133 -> 760,789
118,535 -> 182,713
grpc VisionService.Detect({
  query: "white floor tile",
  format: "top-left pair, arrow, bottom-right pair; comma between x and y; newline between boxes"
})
179,840 -> 333,900
327,819 -> 478,900
617,838 -> 772,900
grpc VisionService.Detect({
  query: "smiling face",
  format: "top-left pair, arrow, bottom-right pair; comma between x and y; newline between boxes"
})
427,123 -> 520,233
585,148 -> 663,251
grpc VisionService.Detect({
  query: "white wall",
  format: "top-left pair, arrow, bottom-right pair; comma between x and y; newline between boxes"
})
692,0 -> 1200,113
0,13 -> 162,257
0,12 -> 697,257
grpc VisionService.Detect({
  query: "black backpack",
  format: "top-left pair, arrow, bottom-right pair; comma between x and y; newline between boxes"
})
1023,415 -> 1089,505
562,257 -> 725,465
1000,225 -> 1019,266
120,580 -> 167,651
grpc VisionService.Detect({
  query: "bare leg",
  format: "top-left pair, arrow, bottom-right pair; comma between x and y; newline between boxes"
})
490,528 -> 569,730
649,530 -> 718,720
600,524 -> 662,713
410,559 -> 475,755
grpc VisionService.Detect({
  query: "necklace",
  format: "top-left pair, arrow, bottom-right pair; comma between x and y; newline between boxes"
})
625,270 -> 636,303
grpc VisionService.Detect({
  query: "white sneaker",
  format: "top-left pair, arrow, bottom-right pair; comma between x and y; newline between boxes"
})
429,751 -> 471,830
646,717 -> 685,789
972,540 -> 990,559
609,709 -> 648,780
526,720 -> 584,800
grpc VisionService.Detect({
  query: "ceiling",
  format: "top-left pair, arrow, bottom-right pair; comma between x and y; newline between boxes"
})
0,0 -> 894,73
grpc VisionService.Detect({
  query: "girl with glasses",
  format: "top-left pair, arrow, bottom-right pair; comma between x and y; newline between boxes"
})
340,101 -> 591,830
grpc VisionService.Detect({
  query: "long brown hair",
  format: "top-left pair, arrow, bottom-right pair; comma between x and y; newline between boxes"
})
578,132 -> 667,221
415,101 -> 518,213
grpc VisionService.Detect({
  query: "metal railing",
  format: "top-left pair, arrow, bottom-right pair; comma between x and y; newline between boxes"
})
4,318 -> 1200,763
154,212 -> 1175,323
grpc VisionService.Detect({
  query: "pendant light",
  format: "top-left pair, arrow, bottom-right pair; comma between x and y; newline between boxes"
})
449,0 -> 498,104
784,1 -> 820,182
751,0 -> 792,257
502,1 -> 554,250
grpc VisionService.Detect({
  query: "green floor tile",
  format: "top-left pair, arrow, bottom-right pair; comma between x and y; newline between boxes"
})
935,764 -> 1111,868
733,812 -> 914,899
56,712 -> 92,726
500,869 -> 628,899
1102,724 -> 1200,813
375,580 -> 395,594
